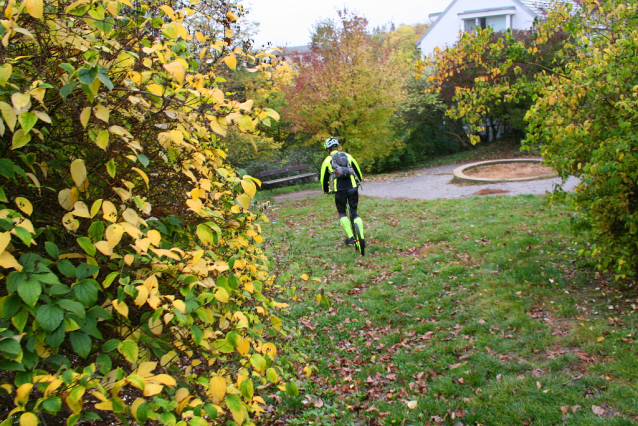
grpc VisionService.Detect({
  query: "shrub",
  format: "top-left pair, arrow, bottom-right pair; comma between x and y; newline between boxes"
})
0,0 -> 295,424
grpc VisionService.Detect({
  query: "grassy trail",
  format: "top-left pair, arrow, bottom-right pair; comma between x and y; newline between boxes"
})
260,193 -> 638,426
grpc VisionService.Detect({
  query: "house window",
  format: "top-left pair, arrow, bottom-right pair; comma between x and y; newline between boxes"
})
464,19 -> 476,32
464,15 -> 508,33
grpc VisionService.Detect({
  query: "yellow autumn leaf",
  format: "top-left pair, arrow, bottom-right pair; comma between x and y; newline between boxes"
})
241,179 -> 256,197
151,374 -> 177,387
112,300 -> 129,318
70,159 -> 87,190
72,201 -> 91,218
58,188 -> 77,211
143,383 -> 163,397
94,241 -> 113,256
131,167 -> 149,189
172,299 -> 186,314
105,223 -> 124,246
11,93 -> 31,113
19,412 -> 38,426
134,285 -> 148,307
236,336 -> 250,356
164,61 -> 185,84
209,376 -> 227,400
159,5 -> 175,19
147,229 -> 161,246
15,197 -> 33,216
93,105 -> 109,123
108,125 -> 133,138
147,84 -> 164,96
80,107 -> 91,128
224,54 -> 237,71
102,200 -> 118,222
236,194 -> 251,210
0,231 -> 11,254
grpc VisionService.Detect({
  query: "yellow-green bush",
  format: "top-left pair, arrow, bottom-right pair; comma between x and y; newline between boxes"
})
0,0 -> 294,424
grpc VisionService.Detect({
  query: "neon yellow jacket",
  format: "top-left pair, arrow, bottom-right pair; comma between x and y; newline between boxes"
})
320,151 -> 363,193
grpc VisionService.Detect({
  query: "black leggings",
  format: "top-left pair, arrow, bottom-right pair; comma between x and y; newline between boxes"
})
335,188 -> 359,219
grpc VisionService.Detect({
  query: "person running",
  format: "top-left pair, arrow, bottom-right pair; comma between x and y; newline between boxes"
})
320,137 -> 365,248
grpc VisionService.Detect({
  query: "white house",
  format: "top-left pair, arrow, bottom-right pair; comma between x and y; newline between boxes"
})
415,0 -> 556,56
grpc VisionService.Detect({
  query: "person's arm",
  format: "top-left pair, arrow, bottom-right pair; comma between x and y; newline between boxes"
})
319,157 -> 331,193
349,155 -> 363,182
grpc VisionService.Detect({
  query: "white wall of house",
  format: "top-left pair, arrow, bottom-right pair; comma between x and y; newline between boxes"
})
416,0 -> 538,56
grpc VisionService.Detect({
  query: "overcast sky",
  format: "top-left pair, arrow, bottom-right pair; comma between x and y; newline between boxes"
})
245,0 -> 444,48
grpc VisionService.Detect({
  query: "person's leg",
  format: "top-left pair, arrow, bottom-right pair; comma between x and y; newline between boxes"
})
346,188 -> 364,239
335,191 -> 354,241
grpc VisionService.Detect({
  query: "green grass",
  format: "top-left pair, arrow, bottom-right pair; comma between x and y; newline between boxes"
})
259,192 -> 638,426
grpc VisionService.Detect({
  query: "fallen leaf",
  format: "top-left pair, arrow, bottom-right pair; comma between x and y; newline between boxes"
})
592,405 -> 605,416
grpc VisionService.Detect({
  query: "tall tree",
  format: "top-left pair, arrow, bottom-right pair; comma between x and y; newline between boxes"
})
281,9 -> 407,167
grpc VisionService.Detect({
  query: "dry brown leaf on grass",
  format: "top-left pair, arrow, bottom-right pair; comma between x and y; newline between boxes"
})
592,405 -> 606,416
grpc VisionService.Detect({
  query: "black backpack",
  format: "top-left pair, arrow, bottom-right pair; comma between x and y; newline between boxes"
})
331,151 -> 355,179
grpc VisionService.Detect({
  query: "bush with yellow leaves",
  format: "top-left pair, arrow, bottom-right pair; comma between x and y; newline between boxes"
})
0,0 -> 295,424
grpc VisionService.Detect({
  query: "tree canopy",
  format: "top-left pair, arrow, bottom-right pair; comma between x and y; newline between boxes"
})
281,9 -> 409,168
421,0 -> 638,278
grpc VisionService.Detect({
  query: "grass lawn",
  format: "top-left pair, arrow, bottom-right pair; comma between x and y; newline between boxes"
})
258,191 -> 638,426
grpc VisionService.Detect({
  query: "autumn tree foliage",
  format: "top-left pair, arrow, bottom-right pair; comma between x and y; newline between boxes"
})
281,10 -> 408,168
424,0 -> 638,278
0,0 -> 299,424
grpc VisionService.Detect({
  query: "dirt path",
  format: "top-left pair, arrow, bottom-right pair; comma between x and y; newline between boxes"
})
272,160 -> 579,203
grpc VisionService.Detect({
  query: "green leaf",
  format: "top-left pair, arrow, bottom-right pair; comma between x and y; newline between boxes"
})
97,69 -> 114,91
45,324 -> 65,348
225,394 -> 242,414
102,271 -> 119,289
239,378 -> 254,400
135,401 -> 148,423
77,67 -> 99,85
13,226 -> 32,246
57,259 -> 76,278
88,221 -> 105,242
7,271 -> 26,294
11,129 -> 31,149
57,299 -> 86,319
48,284 -> 71,296
36,304 -> 64,332
17,277 -> 41,307
60,82 -> 77,99
0,338 -> 21,358
72,280 -> 98,307
136,154 -> 149,167
42,396 -> 62,413
250,354 -> 267,372
106,158 -> 116,178
96,353 -> 112,374
285,381 -> 299,397
0,187 -> 6,203
18,112 -> 38,134
11,307 -> 28,333
75,263 -> 99,280
2,294 -> 22,319
76,237 -> 96,256
45,242 -> 60,259
95,130 -> 109,150
69,331 -> 91,358
118,340 -> 138,363
59,63 -> 74,73
0,159 -> 15,178
102,339 -> 120,353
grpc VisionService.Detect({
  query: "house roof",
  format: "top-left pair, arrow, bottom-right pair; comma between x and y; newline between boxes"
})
415,0 -> 538,49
